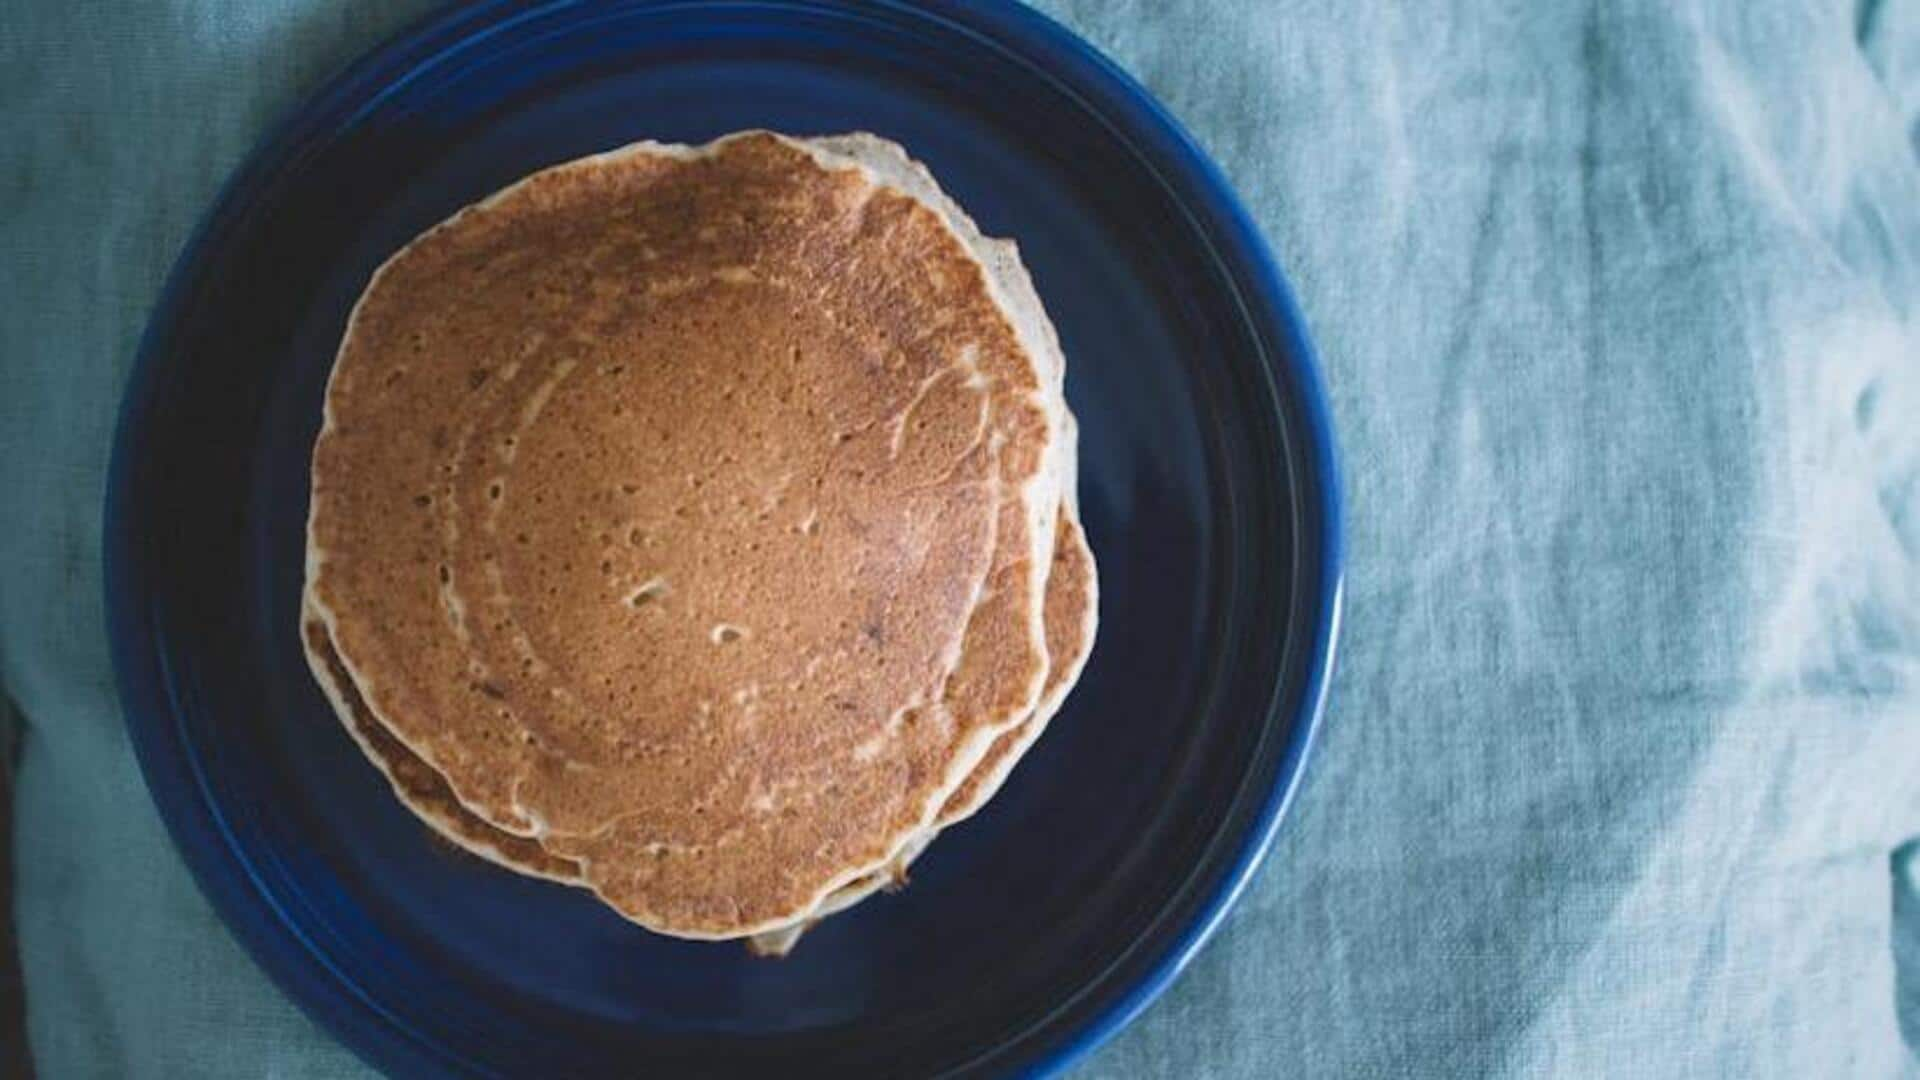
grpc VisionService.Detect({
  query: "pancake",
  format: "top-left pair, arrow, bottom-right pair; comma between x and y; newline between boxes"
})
305,131 -> 1065,937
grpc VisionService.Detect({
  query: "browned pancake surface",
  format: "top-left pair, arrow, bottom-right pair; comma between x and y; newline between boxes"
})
307,133 -> 1057,935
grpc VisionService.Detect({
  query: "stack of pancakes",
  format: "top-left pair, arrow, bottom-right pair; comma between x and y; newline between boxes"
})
302,132 -> 1096,954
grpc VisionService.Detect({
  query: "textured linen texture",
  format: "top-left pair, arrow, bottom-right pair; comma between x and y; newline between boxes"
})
3,2 -> 1916,1076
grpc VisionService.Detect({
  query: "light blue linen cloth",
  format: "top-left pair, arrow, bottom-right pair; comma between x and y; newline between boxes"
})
4,2 -> 1917,1075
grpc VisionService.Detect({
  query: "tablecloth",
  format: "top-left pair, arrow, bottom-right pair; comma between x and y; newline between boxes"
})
4,1 -> 1917,1075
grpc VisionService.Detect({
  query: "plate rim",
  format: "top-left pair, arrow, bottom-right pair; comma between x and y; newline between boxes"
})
102,1 -> 1344,1076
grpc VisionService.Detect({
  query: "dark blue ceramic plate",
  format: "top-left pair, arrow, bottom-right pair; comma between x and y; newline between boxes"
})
105,1 -> 1340,1075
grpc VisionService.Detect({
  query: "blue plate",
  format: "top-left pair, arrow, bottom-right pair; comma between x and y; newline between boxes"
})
105,1 -> 1341,1075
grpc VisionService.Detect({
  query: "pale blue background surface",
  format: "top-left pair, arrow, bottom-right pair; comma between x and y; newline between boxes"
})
4,2 -> 1918,1075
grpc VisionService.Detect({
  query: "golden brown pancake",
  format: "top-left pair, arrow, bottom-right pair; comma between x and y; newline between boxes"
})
306,132 -> 1063,937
